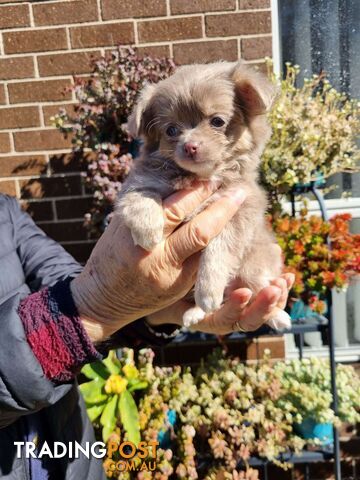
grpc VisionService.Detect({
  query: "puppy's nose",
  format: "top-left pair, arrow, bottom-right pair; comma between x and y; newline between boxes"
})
183,142 -> 199,158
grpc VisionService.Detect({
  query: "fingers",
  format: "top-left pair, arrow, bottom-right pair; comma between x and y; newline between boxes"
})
283,272 -> 295,290
232,285 -> 282,331
162,181 -> 219,237
196,285 -> 281,335
269,277 -> 288,310
166,188 -> 247,264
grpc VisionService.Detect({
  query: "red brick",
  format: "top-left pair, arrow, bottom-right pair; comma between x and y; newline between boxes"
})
138,17 -> 202,43
171,0 -> 235,14
21,200 -> 53,221
64,241 -> 95,263
239,0 -> 270,8
242,36 -> 272,60
0,155 -> 47,177
70,22 -> 134,48
0,57 -> 35,80
20,175 -> 82,199
136,45 -> 171,58
0,180 -> 16,196
0,84 -> 6,105
3,28 -> 68,54
0,133 -> 11,153
43,103 -> 76,126
14,129 -> 73,152
206,11 -> 271,36
0,4 -> 30,29
105,45 -> 170,59
102,0 -> 166,20
33,0 -> 98,26
56,196 -> 92,219
8,79 -> 72,104
50,152 -> 90,173
0,107 -> 40,130
38,51 -> 100,77
173,40 -> 238,64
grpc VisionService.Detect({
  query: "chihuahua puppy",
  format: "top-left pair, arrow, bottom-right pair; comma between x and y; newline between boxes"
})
116,61 -> 291,330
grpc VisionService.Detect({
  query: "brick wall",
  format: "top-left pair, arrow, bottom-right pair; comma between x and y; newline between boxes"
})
0,0 -> 272,262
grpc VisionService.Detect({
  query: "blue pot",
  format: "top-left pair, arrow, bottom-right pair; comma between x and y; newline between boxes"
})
290,298 -> 328,322
157,410 -> 177,449
293,173 -> 326,193
294,418 -> 334,446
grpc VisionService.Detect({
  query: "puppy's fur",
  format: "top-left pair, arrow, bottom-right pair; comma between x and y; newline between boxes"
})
116,61 -> 290,329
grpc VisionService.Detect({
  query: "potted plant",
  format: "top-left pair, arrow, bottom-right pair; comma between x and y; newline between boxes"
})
80,349 -> 148,443
271,208 -> 360,318
81,349 -> 360,478
274,357 -> 360,446
261,62 -> 359,212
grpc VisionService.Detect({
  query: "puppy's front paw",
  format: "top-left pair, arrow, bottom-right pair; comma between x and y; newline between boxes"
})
183,306 -> 206,327
195,287 -> 223,313
131,221 -> 164,251
266,308 -> 291,330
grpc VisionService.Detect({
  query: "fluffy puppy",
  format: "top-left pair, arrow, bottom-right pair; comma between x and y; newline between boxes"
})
116,61 -> 291,330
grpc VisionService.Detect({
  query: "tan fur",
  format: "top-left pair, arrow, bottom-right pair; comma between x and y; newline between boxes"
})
117,61 -> 290,329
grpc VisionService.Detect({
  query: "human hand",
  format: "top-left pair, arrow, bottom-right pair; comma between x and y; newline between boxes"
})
71,182 -> 247,342
146,272 -> 294,335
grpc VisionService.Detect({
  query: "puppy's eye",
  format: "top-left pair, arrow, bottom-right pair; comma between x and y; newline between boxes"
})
210,117 -> 225,128
166,125 -> 179,137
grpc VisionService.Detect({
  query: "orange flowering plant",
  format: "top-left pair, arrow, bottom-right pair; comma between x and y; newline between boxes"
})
271,209 -> 360,314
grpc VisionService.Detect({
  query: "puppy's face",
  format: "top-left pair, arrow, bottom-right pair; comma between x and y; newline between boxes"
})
129,62 -> 276,178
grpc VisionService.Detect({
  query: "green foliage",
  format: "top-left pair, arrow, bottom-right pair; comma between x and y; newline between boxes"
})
274,357 -> 360,425
261,62 -> 360,208
80,350 -> 147,443
80,349 -> 360,479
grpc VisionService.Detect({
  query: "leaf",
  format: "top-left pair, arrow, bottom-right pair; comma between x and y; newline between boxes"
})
119,390 -> 141,445
79,378 -> 107,404
86,403 -> 107,422
100,395 -> 118,442
102,352 -> 121,375
128,380 -> 148,392
102,424 -> 115,444
82,361 -> 110,380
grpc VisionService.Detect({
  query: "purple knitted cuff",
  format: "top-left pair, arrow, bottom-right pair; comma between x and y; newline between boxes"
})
19,278 -> 101,383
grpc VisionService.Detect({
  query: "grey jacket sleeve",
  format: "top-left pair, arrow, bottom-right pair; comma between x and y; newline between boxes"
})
10,198 -> 82,290
0,197 -> 83,427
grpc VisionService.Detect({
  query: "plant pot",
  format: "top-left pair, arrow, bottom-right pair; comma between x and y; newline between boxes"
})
294,418 -> 334,446
157,409 -> 177,449
290,298 -> 325,347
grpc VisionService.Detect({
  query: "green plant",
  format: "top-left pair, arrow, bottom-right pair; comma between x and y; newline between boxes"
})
271,209 -> 360,310
261,62 -> 360,209
274,357 -> 360,425
80,350 -> 148,443
80,349 -> 360,479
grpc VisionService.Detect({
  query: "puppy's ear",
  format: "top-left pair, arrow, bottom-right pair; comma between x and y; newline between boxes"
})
230,62 -> 277,118
127,83 -> 156,138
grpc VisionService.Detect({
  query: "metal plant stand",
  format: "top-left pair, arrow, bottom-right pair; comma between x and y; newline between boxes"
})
290,182 -> 341,480
159,181 -> 342,479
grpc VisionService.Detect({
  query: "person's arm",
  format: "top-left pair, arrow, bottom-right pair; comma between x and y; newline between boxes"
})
0,196 -> 174,428
11,195 -> 178,346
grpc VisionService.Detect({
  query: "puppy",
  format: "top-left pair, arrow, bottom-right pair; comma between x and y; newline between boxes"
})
116,61 -> 291,330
